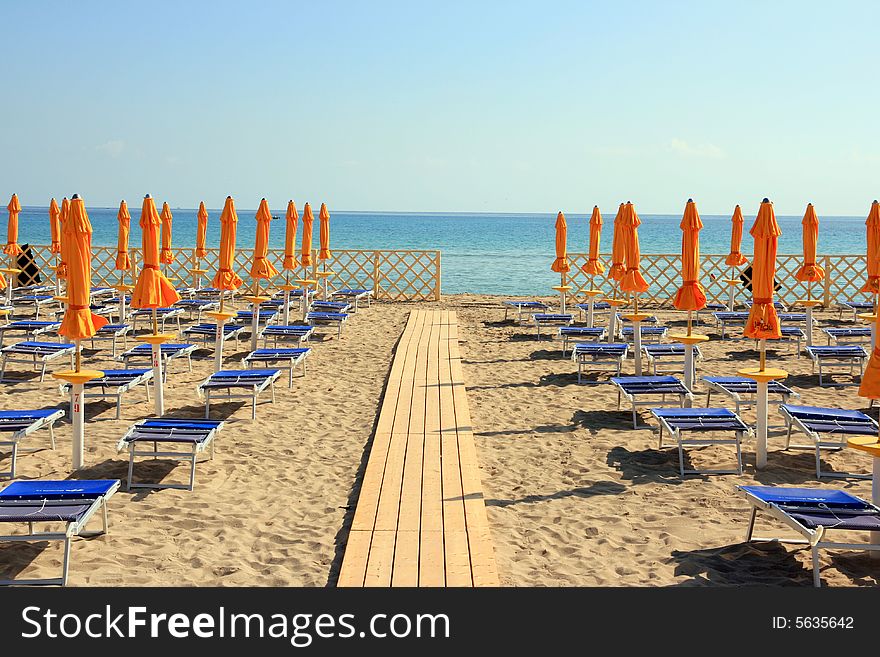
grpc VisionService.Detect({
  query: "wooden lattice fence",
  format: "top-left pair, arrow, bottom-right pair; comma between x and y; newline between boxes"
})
22,246 -> 441,302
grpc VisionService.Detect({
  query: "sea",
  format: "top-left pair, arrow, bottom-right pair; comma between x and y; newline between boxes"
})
13,207 -> 871,295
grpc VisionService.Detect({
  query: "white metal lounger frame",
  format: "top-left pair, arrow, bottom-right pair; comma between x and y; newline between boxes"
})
175,300 -> 220,321
619,327 -> 668,343
117,423 -> 222,491
307,313 -> 348,339
89,324 -> 131,357
654,412 -> 750,476
779,408 -> 876,480
59,371 -> 153,420
614,382 -> 694,429
805,348 -> 867,387
0,410 -> 63,478
558,328 -> 607,356
198,371 -> 281,421
131,308 -> 183,333
503,301 -> 548,323
0,485 -> 118,586
703,378 -> 799,415
571,345 -> 628,383
713,313 -> 748,339
823,328 -> 872,346
0,344 -> 75,382
242,350 -> 310,387
331,288 -> 372,311
643,345 -> 703,376
0,322 -> 60,346
259,326 -> 315,348
741,488 -> 880,588
532,314 -> 573,339
118,344 -> 196,378
12,295 -> 57,320
182,324 -> 245,347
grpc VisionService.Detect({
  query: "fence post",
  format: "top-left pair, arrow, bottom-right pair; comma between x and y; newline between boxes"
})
823,255 -> 832,306
373,251 -> 381,301
434,251 -> 441,301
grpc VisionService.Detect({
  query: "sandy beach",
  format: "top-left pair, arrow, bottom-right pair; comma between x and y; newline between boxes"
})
1,294 -> 878,587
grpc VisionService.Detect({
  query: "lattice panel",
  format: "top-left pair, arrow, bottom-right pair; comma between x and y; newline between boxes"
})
377,251 -> 440,301
324,250 -> 378,291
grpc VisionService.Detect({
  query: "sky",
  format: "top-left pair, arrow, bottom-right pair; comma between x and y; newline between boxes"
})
0,1 -> 878,215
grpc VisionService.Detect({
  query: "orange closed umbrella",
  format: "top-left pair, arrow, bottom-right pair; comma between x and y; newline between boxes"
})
550,211 -> 570,274
115,201 -> 132,270
49,198 -> 61,254
608,203 -> 626,285
619,202 -> 649,294
251,198 -> 279,281
195,202 -> 208,258
57,196 -> 109,341
57,197 -> 70,280
211,196 -> 244,291
301,202 -> 314,269
582,206 -> 604,276
283,200 -> 298,271
673,199 -> 707,312
743,199 -> 782,341
159,202 -> 174,265
794,203 -> 825,289
725,205 -> 748,267
860,201 -> 880,295
318,203 -> 331,261
131,196 -> 181,309
4,194 -> 22,257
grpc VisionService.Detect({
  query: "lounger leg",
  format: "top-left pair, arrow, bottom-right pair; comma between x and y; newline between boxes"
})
205,391 -> 210,419
9,442 -> 17,478
127,450 -> 135,491
677,437 -> 685,477
189,448 -> 197,491
61,536 -> 72,586
252,392 -> 257,421
812,546 -> 821,588
116,395 -> 122,420
49,422 -> 56,450
40,361 -> 47,382
815,445 -> 822,479
746,508 -> 757,541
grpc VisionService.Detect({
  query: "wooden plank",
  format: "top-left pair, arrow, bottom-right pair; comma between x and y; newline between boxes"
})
441,432 -> 467,533
407,314 -> 429,438
391,312 -> 428,435
374,311 -> 423,434
337,530 -> 372,587
349,431 -> 394,531
443,531 -> 473,587
424,318 -> 442,434
466,526 -> 500,587
421,433 -> 443,533
418,530 -> 445,587
373,433 -> 409,531
390,530 -> 420,586
397,433 -> 424,532
438,322 -> 457,433
363,531 -> 397,587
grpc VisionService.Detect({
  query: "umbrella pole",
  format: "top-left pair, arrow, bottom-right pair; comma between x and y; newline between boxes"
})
587,275 -> 595,328
251,279 -> 261,352
728,266 -> 736,309
55,255 -> 61,296
151,307 -> 165,416
283,271 -> 291,326
631,294 -> 643,376
72,340 -> 85,470
607,284 -> 618,344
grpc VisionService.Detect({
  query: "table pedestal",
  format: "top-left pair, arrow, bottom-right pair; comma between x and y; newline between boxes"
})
141,334 -> 173,416
552,285 -> 572,314
667,333 -> 710,406
738,366 -> 788,469
316,270 -> 334,301
858,312 -> 877,352
280,284 -> 298,325
245,295 -> 270,351
206,311 -> 235,372
296,279 -> 318,322
623,313 -> 653,376
724,278 -> 741,310
580,288 -> 603,328
846,437 -> 880,556
0,268 -> 22,306
52,367 -> 103,470
114,283 -> 133,323
796,299 -> 821,348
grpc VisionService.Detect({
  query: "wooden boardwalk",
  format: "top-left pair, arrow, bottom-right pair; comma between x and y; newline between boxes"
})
338,309 -> 499,587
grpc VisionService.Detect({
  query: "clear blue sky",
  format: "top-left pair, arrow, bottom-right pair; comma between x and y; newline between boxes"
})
1,1 -> 877,215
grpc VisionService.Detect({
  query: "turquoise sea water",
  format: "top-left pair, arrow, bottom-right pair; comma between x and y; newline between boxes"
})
13,206 -> 871,295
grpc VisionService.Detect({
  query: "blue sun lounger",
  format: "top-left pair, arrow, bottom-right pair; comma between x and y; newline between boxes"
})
838,299 -> 875,321
12,295 -> 56,320
823,326 -> 872,346
198,369 -> 281,420
89,323 -> 131,357
698,302 -> 728,323
571,342 -> 628,383
804,345 -> 868,386
616,313 -> 658,324
259,325 -> 315,348
532,313 -> 573,338
0,341 -> 75,382
0,479 -> 120,586
174,298 -> 220,320
739,485 -> 880,587
194,287 -> 235,300
11,285 -> 52,297
117,343 -> 196,378
310,300 -> 353,314
331,288 -> 373,311
59,369 -> 153,420
575,301 -> 611,320
651,408 -> 750,476
778,312 -> 808,327
181,322 -> 245,346
306,312 -> 349,339
712,311 -> 749,338
620,325 -> 668,343
0,320 -> 61,345
235,309 -> 279,326
503,300 -> 550,322
242,347 -> 311,387
116,418 -> 224,491
610,375 -> 693,428
0,409 -> 64,479
643,343 -> 703,376
779,404 -> 877,479
558,326 -> 606,356
702,375 -> 799,414
130,306 -> 183,332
